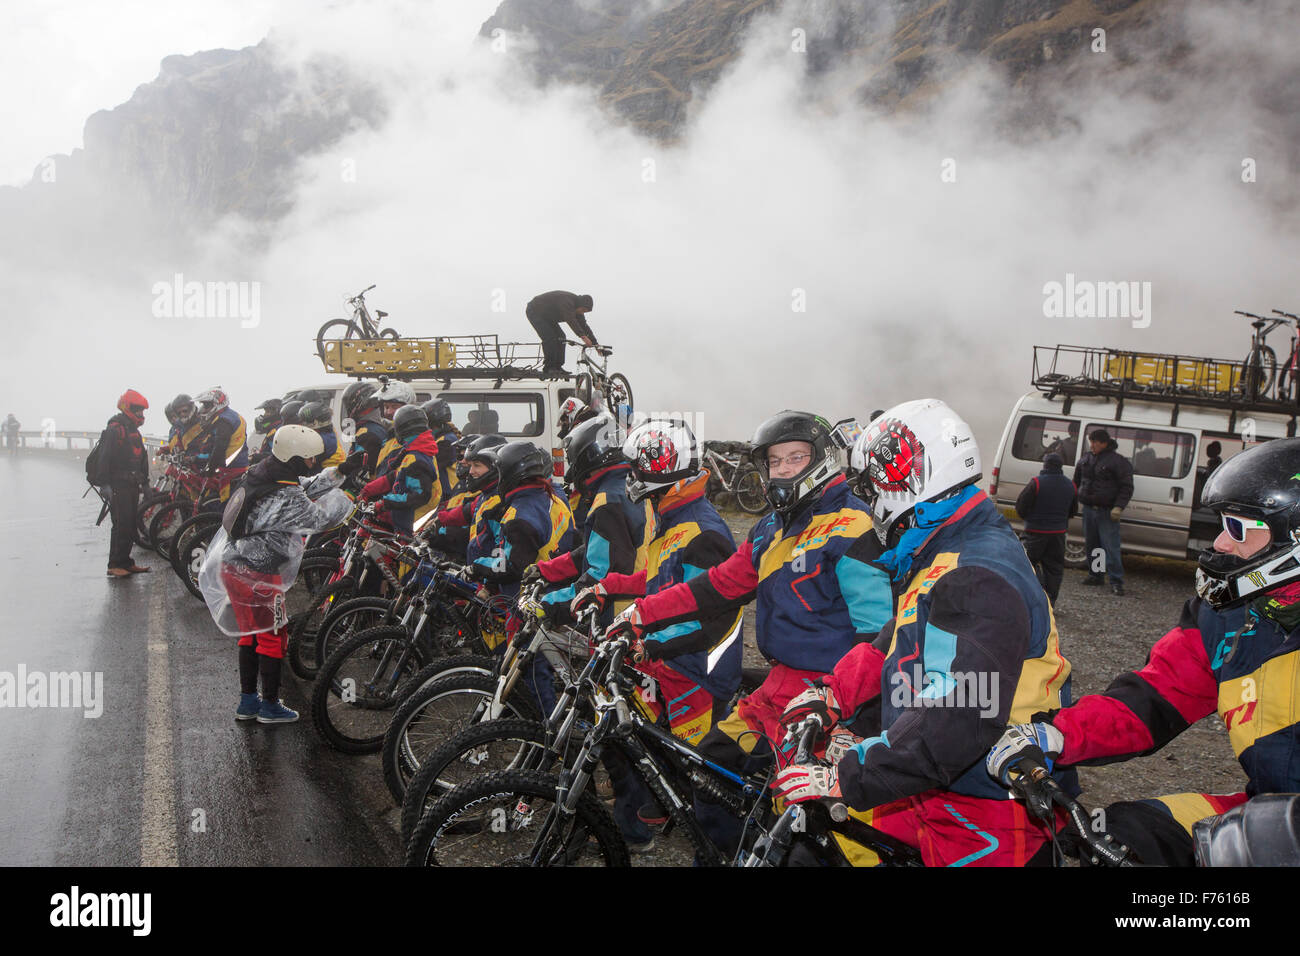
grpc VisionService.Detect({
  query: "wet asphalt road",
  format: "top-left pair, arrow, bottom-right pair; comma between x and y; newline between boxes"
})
0,453 -> 399,866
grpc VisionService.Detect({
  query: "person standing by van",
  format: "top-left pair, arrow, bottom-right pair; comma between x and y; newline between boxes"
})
1015,452 -> 1077,605
3,413 -> 20,454
1073,428 -> 1133,595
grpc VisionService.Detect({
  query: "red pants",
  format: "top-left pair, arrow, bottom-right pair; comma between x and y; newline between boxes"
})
865,790 -> 1059,867
220,564 -> 287,659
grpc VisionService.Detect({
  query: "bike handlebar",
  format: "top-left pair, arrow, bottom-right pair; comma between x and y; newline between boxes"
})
1004,754 -> 1137,866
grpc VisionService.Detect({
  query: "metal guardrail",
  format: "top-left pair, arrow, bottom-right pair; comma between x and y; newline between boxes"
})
6,430 -> 165,454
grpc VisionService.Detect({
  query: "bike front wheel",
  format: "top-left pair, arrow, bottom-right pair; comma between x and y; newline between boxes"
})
606,373 -> 633,412
316,319 -> 362,360
311,625 -> 431,754
734,465 -> 769,514
404,769 -> 628,867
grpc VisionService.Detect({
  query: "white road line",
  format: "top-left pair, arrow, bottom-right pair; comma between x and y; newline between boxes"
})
141,576 -> 178,866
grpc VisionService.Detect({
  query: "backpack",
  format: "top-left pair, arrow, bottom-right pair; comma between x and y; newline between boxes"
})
85,426 -> 111,485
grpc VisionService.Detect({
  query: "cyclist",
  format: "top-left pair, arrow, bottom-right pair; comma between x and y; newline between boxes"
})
193,387 -> 249,502
420,398 -> 461,495
200,424 -> 353,724
466,441 -> 575,720
102,389 -> 152,577
607,410 -> 893,857
557,396 -> 597,440
359,405 -> 441,536
299,401 -> 345,467
425,433 -> 480,560
372,379 -> 418,472
534,415 -> 653,626
250,398 -> 284,463
341,382 -> 387,477
167,394 -> 202,459
988,437 -> 1300,865
770,399 -> 1076,867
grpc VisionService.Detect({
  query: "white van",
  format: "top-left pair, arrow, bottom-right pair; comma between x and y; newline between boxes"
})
990,345 -> 1298,565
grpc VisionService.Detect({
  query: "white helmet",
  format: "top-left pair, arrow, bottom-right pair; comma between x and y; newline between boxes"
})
272,423 -> 326,464
375,380 -> 416,406
849,399 -> 982,546
622,418 -> 700,502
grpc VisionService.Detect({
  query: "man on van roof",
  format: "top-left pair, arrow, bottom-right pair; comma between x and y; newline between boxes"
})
526,290 -> 596,377
1073,428 -> 1133,596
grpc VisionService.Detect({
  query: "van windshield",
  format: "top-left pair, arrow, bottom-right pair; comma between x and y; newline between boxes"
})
1013,416 -> 1080,466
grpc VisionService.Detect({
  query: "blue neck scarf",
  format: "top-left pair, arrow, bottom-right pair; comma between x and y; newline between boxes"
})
877,485 -> 981,581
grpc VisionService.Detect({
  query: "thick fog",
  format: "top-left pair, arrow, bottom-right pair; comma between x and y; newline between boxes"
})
1,0 -> 1297,456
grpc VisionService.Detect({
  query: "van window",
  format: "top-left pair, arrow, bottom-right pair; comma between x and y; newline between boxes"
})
439,393 -> 544,438
1086,424 -> 1195,479
1012,416 -> 1080,466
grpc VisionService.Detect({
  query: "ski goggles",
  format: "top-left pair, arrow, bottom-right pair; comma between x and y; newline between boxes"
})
1222,513 -> 1270,543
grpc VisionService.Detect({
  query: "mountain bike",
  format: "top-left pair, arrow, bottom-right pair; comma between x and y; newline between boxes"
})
1235,309 -> 1299,402
381,583 -> 593,805
404,632 -> 923,867
996,746 -> 1300,866
315,284 -> 400,359
565,341 -> 633,412
309,549 -> 505,753
702,444 -> 767,515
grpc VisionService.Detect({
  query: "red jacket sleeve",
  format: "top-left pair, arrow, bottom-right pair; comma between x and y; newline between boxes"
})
822,642 -> 887,716
599,569 -> 647,598
637,540 -> 757,628
1054,600 -> 1219,765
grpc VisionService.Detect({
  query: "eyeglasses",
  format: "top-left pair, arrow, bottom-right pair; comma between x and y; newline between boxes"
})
1222,513 -> 1270,543
766,451 -> 812,471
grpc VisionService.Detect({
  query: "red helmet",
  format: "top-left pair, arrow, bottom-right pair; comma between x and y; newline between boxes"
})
117,389 -> 149,426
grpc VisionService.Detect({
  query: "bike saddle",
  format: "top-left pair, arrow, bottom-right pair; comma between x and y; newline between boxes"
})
376,310 -> 388,318
1193,793 -> 1300,866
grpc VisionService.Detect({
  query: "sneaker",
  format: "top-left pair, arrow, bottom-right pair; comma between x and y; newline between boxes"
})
627,836 -> 655,854
257,699 -> 299,724
106,567 -> 130,578
1111,582 -> 1125,596
236,693 -> 262,721
1082,575 -> 1104,587
637,803 -> 669,826
125,564 -> 152,574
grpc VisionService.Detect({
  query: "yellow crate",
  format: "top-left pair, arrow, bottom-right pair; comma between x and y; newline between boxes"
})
1104,354 -> 1240,392
319,338 -> 458,375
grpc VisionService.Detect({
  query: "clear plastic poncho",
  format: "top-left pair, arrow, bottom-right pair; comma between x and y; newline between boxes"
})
200,467 -> 355,637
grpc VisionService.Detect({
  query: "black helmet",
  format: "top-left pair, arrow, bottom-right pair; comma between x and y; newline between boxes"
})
421,398 -> 453,426
465,434 -> 507,492
173,393 -> 196,424
1196,438 -> 1300,610
254,397 -> 283,433
299,401 -> 332,430
751,410 -> 841,518
295,389 -> 330,405
394,405 -> 429,443
497,441 -> 553,495
280,400 -> 305,426
341,381 -> 379,419
563,414 -> 625,486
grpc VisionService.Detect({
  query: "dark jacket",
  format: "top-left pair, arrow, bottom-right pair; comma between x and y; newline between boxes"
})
526,290 -> 595,342
1073,440 -> 1134,509
1016,457 -> 1079,533
102,412 -> 148,485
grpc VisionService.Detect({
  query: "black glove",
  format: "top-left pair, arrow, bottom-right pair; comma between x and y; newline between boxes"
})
338,450 -> 366,477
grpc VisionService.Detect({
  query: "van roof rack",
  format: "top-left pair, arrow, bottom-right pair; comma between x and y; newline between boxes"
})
318,334 -> 562,386
1031,344 -> 1300,429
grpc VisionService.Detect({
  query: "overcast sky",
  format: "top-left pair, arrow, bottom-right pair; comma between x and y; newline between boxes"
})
1,0 -> 1297,454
